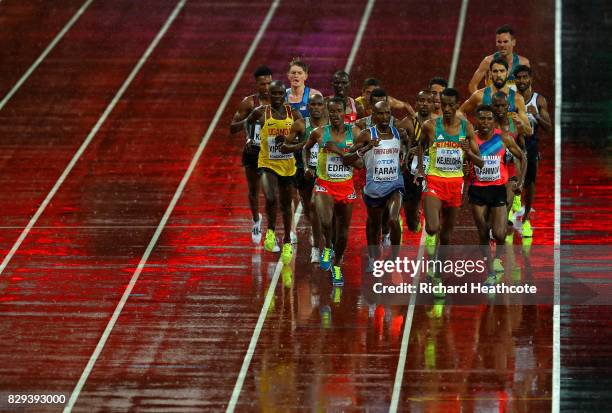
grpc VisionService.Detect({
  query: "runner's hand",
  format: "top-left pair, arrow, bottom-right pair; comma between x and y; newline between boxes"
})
512,180 -> 524,194
304,168 -> 315,179
275,135 -> 286,145
245,139 -> 257,154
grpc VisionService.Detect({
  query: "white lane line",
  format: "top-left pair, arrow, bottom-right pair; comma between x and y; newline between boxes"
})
389,229 -> 426,412
63,1 -> 281,411
0,0 -> 185,277
390,2 -> 468,407
226,203 -> 302,413
344,0 -> 376,73
553,0 -> 562,411
0,0 -> 94,111
447,0 -> 469,88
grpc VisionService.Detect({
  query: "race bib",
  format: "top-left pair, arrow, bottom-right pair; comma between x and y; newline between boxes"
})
374,151 -> 399,182
267,137 -> 293,160
435,147 -> 463,172
326,154 -> 352,179
308,143 -> 319,167
475,156 -> 501,181
252,123 -> 261,146
410,154 -> 430,175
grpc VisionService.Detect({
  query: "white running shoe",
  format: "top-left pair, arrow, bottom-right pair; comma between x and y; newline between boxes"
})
290,231 -> 298,244
311,247 -> 320,263
251,213 -> 262,244
382,233 -> 391,247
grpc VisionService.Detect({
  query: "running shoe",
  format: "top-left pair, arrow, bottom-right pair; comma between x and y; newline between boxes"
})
505,232 -> 514,245
332,286 -> 342,304
425,233 -> 437,256
382,232 -> 391,247
522,220 -> 533,237
251,213 -> 262,244
310,247 -> 320,264
399,215 -> 404,245
432,276 -> 445,299
331,266 -> 344,286
512,194 -> 522,213
320,247 -> 334,271
484,273 -> 498,287
281,264 -> 293,288
522,236 -> 533,254
493,257 -> 504,273
281,243 -> 293,264
290,231 -> 298,244
263,229 -> 280,252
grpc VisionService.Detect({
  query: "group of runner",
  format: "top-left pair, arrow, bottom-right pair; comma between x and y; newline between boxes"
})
230,25 -> 551,288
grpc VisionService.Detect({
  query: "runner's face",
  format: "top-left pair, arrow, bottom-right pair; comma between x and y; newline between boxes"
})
269,85 -> 285,107
440,95 -> 458,120
492,97 -> 508,118
256,76 -> 272,99
490,63 -> 508,89
363,85 -> 376,102
370,95 -> 387,107
495,33 -> 515,56
373,105 -> 391,128
415,93 -> 433,117
514,71 -> 531,92
308,97 -> 325,119
332,75 -> 350,97
327,102 -> 344,127
288,65 -> 308,88
477,111 -> 495,134
430,84 -> 444,110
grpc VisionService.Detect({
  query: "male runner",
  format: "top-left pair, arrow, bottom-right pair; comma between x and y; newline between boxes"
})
329,71 -> 359,124
460,57 -> 532,136
514,65 -> 551,237
230,65 -> 272,244
247,81 -> 302,263
429,77 -> 447,118
355,78 -> 415,118
417,88 -> 483,257
285,58 -> 322,118
346,101 -> 409,268
280,94 -> 328,263
303,97 -> 361,285
468,25 -> 530,93
469,104 -> 526,285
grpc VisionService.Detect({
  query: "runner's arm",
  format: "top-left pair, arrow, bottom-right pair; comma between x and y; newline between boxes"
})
458,91 -> 480,118
502,127 -> 528,192
389,96 -> 416,118
229,97 -> 254,134
280,119 -> 306,153
344,129 -> 372,166
302,128 -> 322,167
514,95 -> 533,136
468,56 -> 491,94
463,123 -> 484,168
536,94 -> 552,132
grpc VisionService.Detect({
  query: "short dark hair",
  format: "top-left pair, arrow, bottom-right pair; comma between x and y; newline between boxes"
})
333,70 -> 349,79
513,64 -> 531,77
496,24 -> 515,37
369,87 -> 387,103
476,104 -> 494,115
363,78 -> 380,88
429,77 -> 448,89
253,65 -> 272,79
288,58 -> 309,73
492,91 -> 508,102
328,96 -> 346,110
489,57 -> 509,71
269,80 -> 286,90
441,87 -> 460,102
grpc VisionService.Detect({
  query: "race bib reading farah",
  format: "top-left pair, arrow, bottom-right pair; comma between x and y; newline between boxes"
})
475,156 -> 501,181
435,147 -> 463,172
267,138 -> 293,160
326,154 -> 352,179
373,147 -> 400,181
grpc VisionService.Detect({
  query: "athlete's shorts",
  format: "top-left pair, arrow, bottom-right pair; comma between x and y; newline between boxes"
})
315,178 -> 357,204
295,167 -> 316,192
242,144 -> 260,169
402,170 -> 422,202
524,147 -> 539,186
363,188 -> 404,208
468,184 -> 507,208
423,175 -> 463,208
258,167 -> 295,187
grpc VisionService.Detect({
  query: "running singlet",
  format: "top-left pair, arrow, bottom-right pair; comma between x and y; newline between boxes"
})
524,91 -> 540,150
483,86 -> 517,113
316,125 -> 354,182
304,117 -> 321,169
344,97 -> 358,124
285,87 -> 310,118
363,115 -> 395,129
363,126 -> 404,198
426,117 -> 467,178
472,130 -> 509,186
355,96 -> 370,117
409,117 -> 430,175
487,52 -> 520,90
246,95 -> 262,146
258,104 -> 296,176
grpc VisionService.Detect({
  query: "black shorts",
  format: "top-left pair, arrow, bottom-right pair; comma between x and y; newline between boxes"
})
468,184 -> 507,208
402,170 -> 423,202
362,188 -> 404,208
258,167 -> 295,187
241,145 -> 260,169
295,167 -> 316,192
524,148 -> 539,186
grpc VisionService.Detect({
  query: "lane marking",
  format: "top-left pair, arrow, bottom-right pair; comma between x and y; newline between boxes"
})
447,0 -> 469,88
344,0 -> 376,73
553,0 -> 562,411
62,0 -> 281,411
0,0 -> 95,111
0,0 -> 184,277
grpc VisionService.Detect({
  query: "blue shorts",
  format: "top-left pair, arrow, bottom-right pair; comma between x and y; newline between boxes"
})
362,188 -> 404,208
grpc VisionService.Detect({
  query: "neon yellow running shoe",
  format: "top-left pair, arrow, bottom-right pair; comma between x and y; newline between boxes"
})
280,243 -> 293,264
432,277 -> 445,299
263,229 -> 280,252
522,220 -> 533,237
505,233 -> 514,245
425,233 -> 437,256
399,215 -> 404,245
320,247 -> 334,271
331,266 -> 344,286
512,194 -> 522,213
281,264 -> 293,288
493,257 -> 504,273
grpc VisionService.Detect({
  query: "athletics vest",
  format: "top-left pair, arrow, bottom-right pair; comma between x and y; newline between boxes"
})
285,86 -> 310,118
246,95 -> 263,146
258,104 -> 296,176
426,117 -> 467,178
472,131 -> 509,186
316,124 -> 354,182
304,117 -> 324,170
483,86 -> 517,113
409,117 -> 431,175
363,126 -> 405,198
